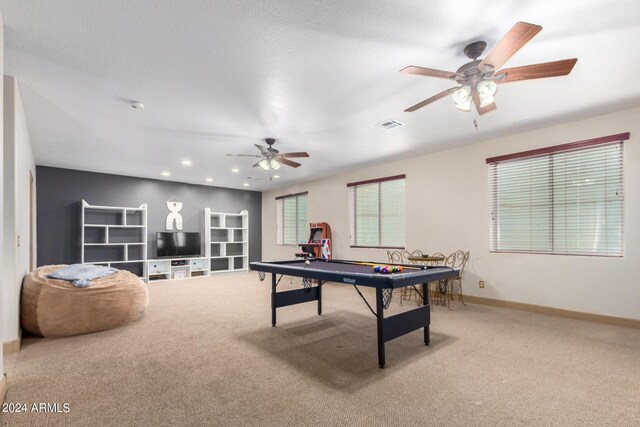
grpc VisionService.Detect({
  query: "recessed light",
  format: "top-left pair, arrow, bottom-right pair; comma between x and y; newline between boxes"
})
161,171 -> 170,177
273,175 -> 280,179
205,178 -> 213,182
243,183 -> 250,187
231,168 -> 240,173
181,159 -> 192,166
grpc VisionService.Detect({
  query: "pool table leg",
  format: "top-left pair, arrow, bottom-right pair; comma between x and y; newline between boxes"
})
376,287 -> 385,369
317,281 -> 322,316
271,273 -> 277,327
423,282 -> 430,346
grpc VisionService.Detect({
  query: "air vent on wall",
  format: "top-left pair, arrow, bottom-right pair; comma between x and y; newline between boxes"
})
378,119 -> 404,130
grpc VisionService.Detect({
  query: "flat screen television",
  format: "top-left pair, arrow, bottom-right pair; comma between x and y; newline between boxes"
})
156,232 -> 201,258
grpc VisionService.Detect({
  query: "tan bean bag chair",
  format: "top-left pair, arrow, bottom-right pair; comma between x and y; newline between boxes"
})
21,265 -> 149,337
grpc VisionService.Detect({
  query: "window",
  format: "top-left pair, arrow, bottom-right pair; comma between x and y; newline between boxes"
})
348,175 -> 405,248
276,192 -> 308,245
487,133 -> 628,256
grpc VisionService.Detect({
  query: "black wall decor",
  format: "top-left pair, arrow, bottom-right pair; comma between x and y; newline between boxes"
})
36,166 -> 262,266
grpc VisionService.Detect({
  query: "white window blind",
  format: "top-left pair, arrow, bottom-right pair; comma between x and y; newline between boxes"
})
276,193 -> 308,245
348,175 -> 405,248
488,134 -> 627,256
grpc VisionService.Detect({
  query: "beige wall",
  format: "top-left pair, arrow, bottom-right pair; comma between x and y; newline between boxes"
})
0,12 -> 5,372
3,76 -> 37,343
262,107 -> 640,320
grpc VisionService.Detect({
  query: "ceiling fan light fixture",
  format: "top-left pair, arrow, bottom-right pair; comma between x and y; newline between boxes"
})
258,159 -> 270,171
270,159 -> 281,170
452,86 -> 471,105
453,86 -> 472,111
455,100 -> 472,111
479,95 -> 495,108
453,86 -> 472,110
477,80 -> 497,99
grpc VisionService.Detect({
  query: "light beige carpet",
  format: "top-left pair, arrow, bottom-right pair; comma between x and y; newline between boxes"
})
1,272 -> 639,426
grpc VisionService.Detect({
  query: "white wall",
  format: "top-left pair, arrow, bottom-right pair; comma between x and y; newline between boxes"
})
0,12 -> 5,373
262,107 -> 640,320
3,76 -> 37,343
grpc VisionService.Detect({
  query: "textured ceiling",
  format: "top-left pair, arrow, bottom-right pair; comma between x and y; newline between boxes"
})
1,0 -> 640,190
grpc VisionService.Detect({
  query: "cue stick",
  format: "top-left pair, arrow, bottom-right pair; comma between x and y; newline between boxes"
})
351,261 -> 422,271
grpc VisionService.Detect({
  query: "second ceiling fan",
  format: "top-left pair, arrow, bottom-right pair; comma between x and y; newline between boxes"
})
401,22 -> 577,115
226,138 -> 309,171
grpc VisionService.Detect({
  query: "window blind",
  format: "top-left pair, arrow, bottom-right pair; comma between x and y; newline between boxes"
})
277,193 -> 308,245
488,137 -> 625,256
348,175 -> 405,248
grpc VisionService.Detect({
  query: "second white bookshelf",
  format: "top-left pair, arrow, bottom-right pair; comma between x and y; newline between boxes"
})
204,208 -> 249,273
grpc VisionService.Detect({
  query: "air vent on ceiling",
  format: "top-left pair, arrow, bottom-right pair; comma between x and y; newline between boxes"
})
378,119 -> 404,130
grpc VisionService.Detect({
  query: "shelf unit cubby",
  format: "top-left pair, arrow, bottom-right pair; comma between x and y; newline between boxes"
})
81,200 -> 148,279
204,209 -> 249,274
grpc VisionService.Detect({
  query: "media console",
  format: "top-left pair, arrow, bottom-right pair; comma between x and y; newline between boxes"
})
146,257 -> 210,281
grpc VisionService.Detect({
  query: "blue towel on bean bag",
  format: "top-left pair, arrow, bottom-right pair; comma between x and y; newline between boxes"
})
47,264 -> 119,288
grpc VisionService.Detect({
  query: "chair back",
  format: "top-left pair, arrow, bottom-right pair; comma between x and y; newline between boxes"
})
444,252 -> 457,268
454,250 -> 470,275
387,250 -> 402,264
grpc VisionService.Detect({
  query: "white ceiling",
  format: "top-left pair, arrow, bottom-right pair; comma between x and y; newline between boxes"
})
1,0 -> 640,191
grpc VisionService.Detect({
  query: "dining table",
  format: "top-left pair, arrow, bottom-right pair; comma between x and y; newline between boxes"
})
406,255 -> 449,307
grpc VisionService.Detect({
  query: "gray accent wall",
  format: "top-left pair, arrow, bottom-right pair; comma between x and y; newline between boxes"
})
36,166 -> 262,266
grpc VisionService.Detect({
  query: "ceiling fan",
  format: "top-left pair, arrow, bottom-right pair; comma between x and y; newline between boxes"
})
401,22 -> 578,115
226,138 -> 309,171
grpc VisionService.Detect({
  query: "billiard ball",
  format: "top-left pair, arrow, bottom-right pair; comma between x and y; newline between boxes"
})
305,260 -> 311,265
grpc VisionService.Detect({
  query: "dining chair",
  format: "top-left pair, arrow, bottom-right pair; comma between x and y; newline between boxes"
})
386,250 -> 404,303
387,250 -> 402,264
397,250 -> 423,305
427,252 -> 447,307
439,252 -> 457,309
448,250 -> 470,306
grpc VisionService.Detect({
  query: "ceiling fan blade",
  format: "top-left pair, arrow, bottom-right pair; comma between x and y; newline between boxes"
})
226,154 -> 262,157
279,158 -> 302,168
405,87 -> 459,112
472,91 -> 497,115
496,58 -> 578,83
255,144 -> 270,155
280,152 -> 309,158
478,22 -> 542,72
252,161 -> 262,168
400,66 -> 458,80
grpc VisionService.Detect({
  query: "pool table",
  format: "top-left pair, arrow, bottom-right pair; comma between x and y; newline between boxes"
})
250,258 -> 459,368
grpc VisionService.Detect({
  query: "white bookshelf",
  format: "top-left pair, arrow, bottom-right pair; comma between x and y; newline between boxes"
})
81,200 -> 148,279
204,209 -> 249,273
